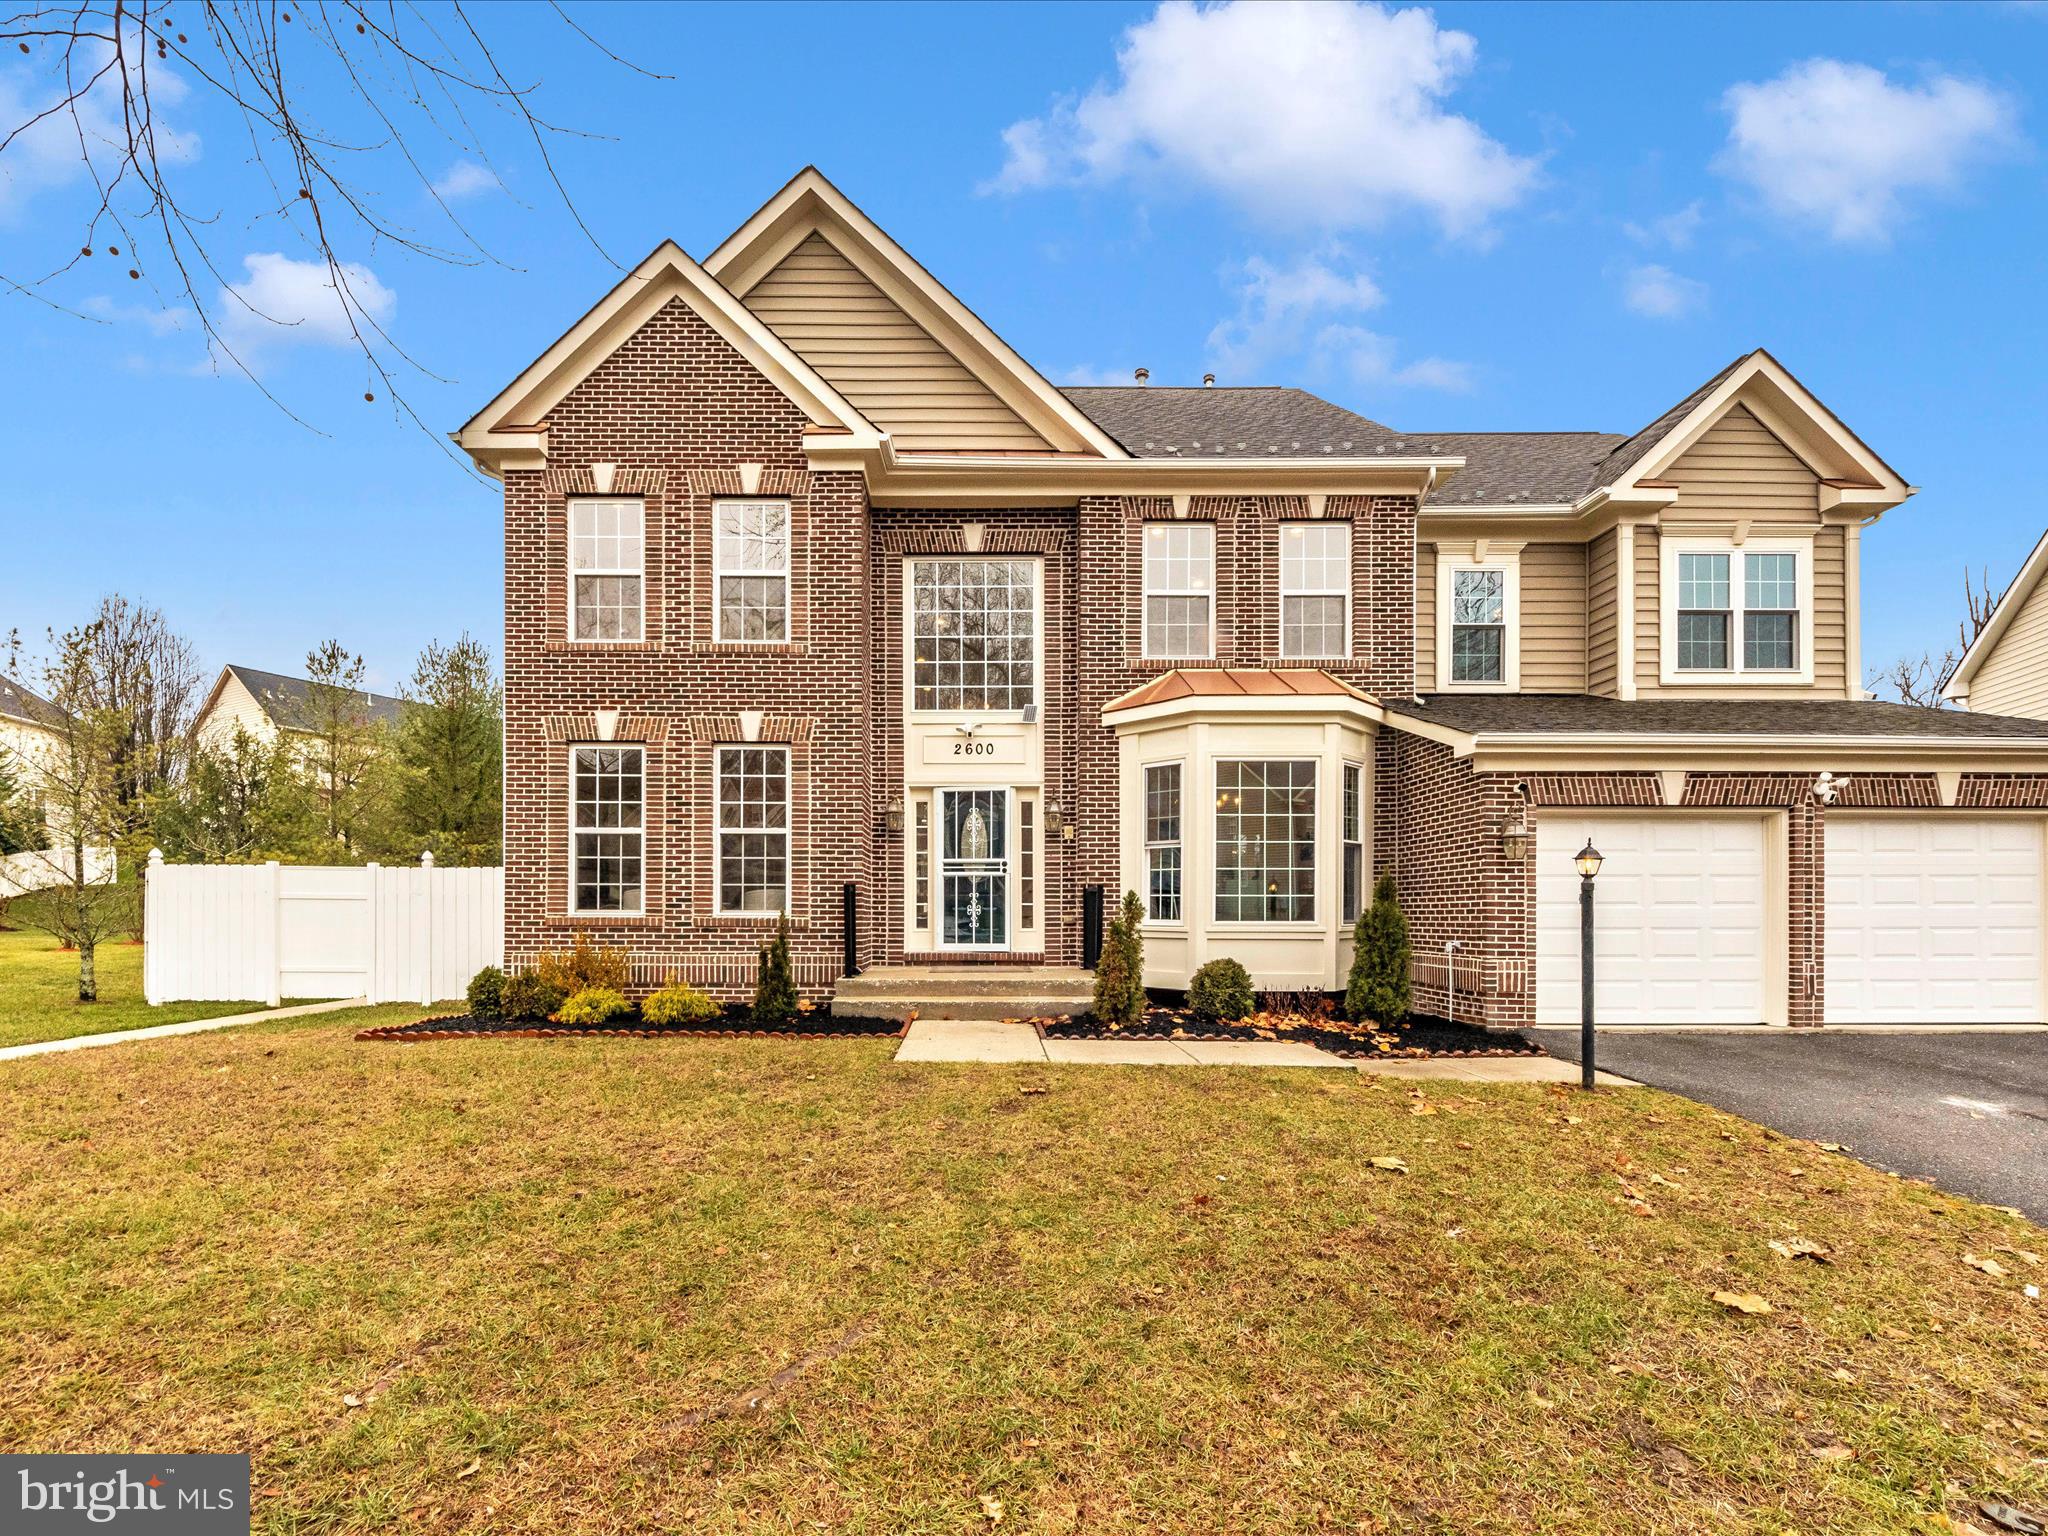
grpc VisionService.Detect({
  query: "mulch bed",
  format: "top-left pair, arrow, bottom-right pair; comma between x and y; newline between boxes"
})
1041,1004 -> 1543,1060
357,1006 -> 904,1042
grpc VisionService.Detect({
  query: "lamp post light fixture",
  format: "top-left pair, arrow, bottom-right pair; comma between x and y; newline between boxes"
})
1574,838 -> 1604,1090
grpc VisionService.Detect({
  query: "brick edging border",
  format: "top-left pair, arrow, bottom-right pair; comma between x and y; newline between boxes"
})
355,1013 -> 907,1043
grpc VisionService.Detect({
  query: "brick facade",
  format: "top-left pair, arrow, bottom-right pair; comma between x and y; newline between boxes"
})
498,290 -> 2048,1023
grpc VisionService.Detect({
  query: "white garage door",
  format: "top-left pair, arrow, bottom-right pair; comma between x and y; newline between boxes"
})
1825,817 -> 2044,1025
1536,815 -> 1769,1025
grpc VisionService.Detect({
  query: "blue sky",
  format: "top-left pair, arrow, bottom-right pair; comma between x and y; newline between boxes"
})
3,1 -> 2043,694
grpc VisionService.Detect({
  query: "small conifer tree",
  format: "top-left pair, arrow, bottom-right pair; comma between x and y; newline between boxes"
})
1346,871 -> 1413,1025
754,910 -> 799,1026
1093,889 -> 1147,1028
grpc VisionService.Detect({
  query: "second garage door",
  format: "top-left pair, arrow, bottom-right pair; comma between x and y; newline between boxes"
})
1825,816 -> 2044,1025
1536,815 -> 1771,1025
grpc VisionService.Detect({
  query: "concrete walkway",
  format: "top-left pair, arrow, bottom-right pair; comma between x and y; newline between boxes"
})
893,1020 -> 1636,1081
0,997 -> 368,1063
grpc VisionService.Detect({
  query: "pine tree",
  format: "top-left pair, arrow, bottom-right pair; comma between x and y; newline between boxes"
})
1346,871 -> 1413,1025
395,635 -> 503,865
754,910 -> 799,1026
1093,889 -> 1148,1029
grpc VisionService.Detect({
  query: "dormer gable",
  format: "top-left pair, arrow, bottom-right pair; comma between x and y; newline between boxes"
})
706,168 -> 1126,460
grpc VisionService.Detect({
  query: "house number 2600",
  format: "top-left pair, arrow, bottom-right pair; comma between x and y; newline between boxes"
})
953,740 -> 997,756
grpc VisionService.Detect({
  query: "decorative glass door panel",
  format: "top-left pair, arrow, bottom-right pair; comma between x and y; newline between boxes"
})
939,789 -> 1009,948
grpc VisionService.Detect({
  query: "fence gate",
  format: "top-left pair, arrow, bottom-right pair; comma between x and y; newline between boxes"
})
144,852 -> 503,1006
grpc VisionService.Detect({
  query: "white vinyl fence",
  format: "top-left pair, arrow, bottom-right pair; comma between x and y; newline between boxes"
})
144,851 -> 503,1006
0,844 -> 117,898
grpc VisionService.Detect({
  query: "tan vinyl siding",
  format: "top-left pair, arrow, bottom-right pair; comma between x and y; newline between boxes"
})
744,233 -> 1048,453
1968,579 -> 2048,719
1587,530 -> 1618,696
194,672 -> 281,751
1634,526 -> 1660,692
1415,543 -> 1436,691
1665,403 -> 1819,518
1520,543 -> 1587,692
1811,524 -> 1848,694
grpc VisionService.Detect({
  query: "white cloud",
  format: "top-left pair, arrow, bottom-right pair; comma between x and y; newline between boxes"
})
0,45 -> 199,220
1624,200 -> 1703,250
216,252 -> 395,353
431,159 -> 500,200
1715,59 -> 2020,242
1205,253 -> 1468,392
79,294 -> 188,335
1060,363 -> 1143,386
987,0 -> 1538,237
1621,263 -> 1707,319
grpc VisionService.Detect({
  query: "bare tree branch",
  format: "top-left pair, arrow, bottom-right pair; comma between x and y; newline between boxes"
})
1867,566 -> 2002,708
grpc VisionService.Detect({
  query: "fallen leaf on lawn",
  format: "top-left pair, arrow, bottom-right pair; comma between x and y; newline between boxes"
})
1528,1390 -> 1554,1408
1769,1237 -> 1833,1264
1409,1103 -> 1439,1117
1648,1171 -> 1683,1190
454,1458 -> 481,1481
1810,1442 -> 1856,1462
978,1493 -> 1005,1524
1817,1142 -> 1849,1153
1992,1246 -> 2041,1267
1830,1367 -> 1856,1383
2026,1284 -> 2041,1300
1962,1253 -> 2010,1278
341,1393 -> 363,1409
1991,1204 -> 2025,1219
1713,1290 -> 1774,1315
1017,1084 -> 1048,1096
1369,1156 -> 1409,1174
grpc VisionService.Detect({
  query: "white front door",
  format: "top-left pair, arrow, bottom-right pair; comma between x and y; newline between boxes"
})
1536,814 -> 1771,1025
1825,816 -> 2045,1024
937,788 -> 1011,949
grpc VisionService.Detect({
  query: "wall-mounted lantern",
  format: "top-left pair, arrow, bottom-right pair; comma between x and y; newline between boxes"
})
886,794 -> 905,834
1500,819 -> 1532,862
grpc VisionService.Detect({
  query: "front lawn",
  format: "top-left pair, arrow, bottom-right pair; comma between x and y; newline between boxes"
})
1,1016 -> 2042,1533
0,925 -> 287,1049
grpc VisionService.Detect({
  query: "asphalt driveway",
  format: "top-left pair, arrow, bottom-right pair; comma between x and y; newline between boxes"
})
1541,1028 -> 2048,1223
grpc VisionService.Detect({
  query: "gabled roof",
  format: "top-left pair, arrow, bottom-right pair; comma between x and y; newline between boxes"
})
1945,529 -> 2048,705
456,238 -> 884,478
706,168 -> 1126,460
0,677 -> 64,731
1060,387 -> 1397,458
206,665 -> 410,734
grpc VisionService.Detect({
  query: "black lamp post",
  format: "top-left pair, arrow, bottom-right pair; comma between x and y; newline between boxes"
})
1574,838 -> 1604,1090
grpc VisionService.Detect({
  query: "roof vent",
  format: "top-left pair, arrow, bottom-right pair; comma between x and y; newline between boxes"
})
1202,372 -> 1216,387
1134,367 -> 1150,386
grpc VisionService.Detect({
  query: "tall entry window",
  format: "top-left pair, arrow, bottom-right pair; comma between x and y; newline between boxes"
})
1215,760 -> 1317,922
715,746 -> 790,913
571,745 -> 644,913
910,558 -> 1037,712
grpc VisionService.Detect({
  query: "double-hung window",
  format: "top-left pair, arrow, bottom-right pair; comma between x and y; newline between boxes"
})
716,498 -> 790,642
571,745 -> 643,913
1341,763 -> 1364,924
1215,759 -> 1316,922
1669,542 -> 1807,680
1280,523 -> 1350,658
1450,569 -> 1507,683
1142,523 -> 1214,659
569,498 -> 644,642
1144,763 -> 1183,922
715,745 -> 789,913
910,558 -> 1037,712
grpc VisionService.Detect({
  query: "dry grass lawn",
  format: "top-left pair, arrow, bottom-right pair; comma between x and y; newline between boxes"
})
0,926 -> 286,1049
1,1009 -> 2043,1534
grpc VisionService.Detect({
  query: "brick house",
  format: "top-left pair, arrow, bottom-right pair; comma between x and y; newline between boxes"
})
458,168 -> 2048,1029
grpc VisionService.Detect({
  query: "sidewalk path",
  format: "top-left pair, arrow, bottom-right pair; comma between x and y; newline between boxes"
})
0,998 -> 368,1063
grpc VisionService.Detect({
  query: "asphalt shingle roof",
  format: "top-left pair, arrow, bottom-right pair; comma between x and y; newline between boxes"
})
229,665 -> 410,732
0,677 -> 64,729
1059,355 -> 1758,508
1386,693 -> 2048,740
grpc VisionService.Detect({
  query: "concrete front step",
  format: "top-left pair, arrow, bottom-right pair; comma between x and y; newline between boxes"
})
833,995 -> 1087,1022
833,965 -> 1094,1021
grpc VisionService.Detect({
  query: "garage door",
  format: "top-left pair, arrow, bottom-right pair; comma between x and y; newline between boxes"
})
1536,815 -> 1770,1025
1825,817 -> 2044,1024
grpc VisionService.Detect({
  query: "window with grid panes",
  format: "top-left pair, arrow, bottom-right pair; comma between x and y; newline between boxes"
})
1142,522 -> 1214,658
1279,523 -> 1349,658
569,499 -> 644,641
1214,760 -> 1316,922
910,558 -> 1036,711
715,499 -> 790,642
1144,762 -> 1182,922
571,745 -> 643,912
716,745 -> 789,913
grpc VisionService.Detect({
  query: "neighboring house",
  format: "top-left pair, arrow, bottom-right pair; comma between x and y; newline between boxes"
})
192,665 -> 409,754
0,676 -> 66,837
1945,530 -> 2048,719
456,167 -> 2048,1028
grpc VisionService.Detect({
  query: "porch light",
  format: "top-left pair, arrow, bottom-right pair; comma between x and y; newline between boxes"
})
1501,820 -> 1531,861
1043,800 -> 1064,832
886,794 -> 905,834
1573,839 -> 1604,881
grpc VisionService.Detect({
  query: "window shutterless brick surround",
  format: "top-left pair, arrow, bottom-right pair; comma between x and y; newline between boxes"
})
502,293 -> 2048,1018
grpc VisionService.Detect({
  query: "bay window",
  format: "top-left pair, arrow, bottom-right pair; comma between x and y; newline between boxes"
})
1215,759 -> 1316,922
1145,762 -> 1183,922
1341,763 -> 1364,924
